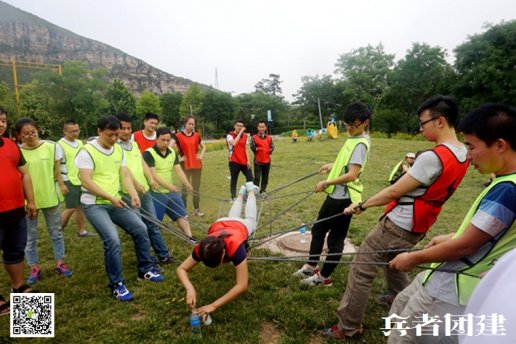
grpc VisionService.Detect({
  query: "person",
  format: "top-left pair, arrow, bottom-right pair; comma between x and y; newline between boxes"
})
15,117 -> 73,285
0,107 -> 38,316
132,112 -> 159,153
175,116 -> 206,217
251,120 -> 274,195
56,120 -> 95,237
143,128 -> 195,242
293,102 -> 371,287
226,119 -> 253,200
291,129 -> 298,143
388,103 -> 516,344
388,152 -> 416,184
176,182 -> 258,318
321,96 -> 469,340
76,116 -> 164,302
115,112 -> 177,266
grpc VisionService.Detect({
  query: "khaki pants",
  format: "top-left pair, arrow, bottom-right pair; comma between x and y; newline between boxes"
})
336,217 -> 424,336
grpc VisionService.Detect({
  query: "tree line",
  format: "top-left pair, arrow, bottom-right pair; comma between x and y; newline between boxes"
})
0,20 -> 514,139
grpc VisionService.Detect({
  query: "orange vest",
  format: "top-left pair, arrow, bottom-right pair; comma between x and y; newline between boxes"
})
193,220 -> 249,261
133,130 -> 156,153
383,145 -> 468,234
0,138 -> 25,212
252,134 -> 272,164
176,131 -> 202,170
227,131 -> 248,165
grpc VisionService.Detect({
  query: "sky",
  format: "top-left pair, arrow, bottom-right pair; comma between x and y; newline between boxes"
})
3,0 -> 516,101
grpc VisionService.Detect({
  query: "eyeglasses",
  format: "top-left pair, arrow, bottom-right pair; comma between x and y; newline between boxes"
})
345,121 -> 364,129
419,116 -> 440,128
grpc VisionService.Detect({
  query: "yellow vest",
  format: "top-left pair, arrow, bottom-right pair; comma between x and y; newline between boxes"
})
58,138 -> 84,186
119,141 -> 149,194
82,143 -> 123,204
21,141 -> 60,209
146,147 -> 176,194
423,173 -> 516,305
324,136 -> 370,203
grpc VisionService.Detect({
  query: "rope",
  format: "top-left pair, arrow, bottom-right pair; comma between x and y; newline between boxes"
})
265,171 -> 319,196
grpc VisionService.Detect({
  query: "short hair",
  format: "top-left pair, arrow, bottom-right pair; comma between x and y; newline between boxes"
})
97,116 -> 120,131
15,117 -> 38,134
344,102 -> 371,123
234,118 -> 245,125
458,103 -> 516,149
198,234 -> 230,268
257,120 -> 267,127
156,127 -> 172,138
0,106 -> 7,116
417,95 -> 459,128
115,112 -> 132,123
183,115 -> 196,125
144,112 -> 160,121
63,119 -> 77,128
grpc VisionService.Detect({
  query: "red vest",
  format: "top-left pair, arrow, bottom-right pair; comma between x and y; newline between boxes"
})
384,145 -> 468,234
227,131 -> 248,165
176,131 -> 202,170
0,138 -> 26,212
193,220 -> 248,261
252,134 -> 272,164
133,130 -> 156,153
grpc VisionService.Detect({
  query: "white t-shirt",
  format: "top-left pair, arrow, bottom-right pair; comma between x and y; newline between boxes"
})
56,138 -> 80,181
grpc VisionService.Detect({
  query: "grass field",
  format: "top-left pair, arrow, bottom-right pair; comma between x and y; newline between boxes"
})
0,135 -> 485,343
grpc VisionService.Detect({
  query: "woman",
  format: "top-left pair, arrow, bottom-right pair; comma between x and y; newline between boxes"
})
16,118 -> 73,285
176,182 -> 258,317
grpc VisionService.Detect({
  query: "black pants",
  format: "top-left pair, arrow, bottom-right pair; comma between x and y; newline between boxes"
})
253,162 -> 271,193
182,168 -> 202,210
229,162 -> 253,198
308,196 -> 352,278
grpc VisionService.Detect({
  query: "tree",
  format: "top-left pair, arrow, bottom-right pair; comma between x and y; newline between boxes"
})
136,90 -> 162,121
200,89 -> 235,130
179,84 -> 204,117
235,92 -> 289,128
105,79 -> 136,115
0,81 -> 16,120
254,74 -> 283,96
453,20 -> 516,111
160,92 -> 183,129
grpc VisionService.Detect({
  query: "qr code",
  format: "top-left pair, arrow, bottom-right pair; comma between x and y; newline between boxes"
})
10,293 -> 54,338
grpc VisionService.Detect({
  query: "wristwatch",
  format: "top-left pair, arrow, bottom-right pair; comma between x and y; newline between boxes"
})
357,201 -> 367,212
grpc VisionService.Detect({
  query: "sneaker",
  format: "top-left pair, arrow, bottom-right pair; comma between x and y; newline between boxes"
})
158,256 -> 177,265
239,185 -> 247,196
192,209 -> 204,217
301,273 -> 333,287
77,231 -> 97,238
55,263 -> 73,277
112,282 -> 133,301
245,182 -> 259,193
293,265 -> 319,279
27,266 -> 42,285
320,325 -> 363,340
138,269 -> 165,282
378,294 -> 395,306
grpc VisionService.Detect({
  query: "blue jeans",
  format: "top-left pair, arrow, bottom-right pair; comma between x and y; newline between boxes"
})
82,203 -> 155,286
25,206 -> 65,266
123,192 -> 170,260
150,191 -> 187,222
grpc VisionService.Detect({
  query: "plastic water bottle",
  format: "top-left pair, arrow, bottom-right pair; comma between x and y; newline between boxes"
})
190,308 -> 202,337
299,223 -> 307,243
203,314 -> 212,326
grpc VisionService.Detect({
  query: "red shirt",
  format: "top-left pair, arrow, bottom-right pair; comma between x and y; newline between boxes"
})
133,130 -> 156,154
227,131 -> 248,165
176,131 -> 202,170
0,137 -> 26,212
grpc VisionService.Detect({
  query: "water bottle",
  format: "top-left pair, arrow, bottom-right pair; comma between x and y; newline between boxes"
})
190,308 -> 202,337
299,223 -> 307,243
203,314 -> 212,326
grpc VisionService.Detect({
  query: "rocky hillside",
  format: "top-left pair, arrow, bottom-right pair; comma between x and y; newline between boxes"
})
0,0 -> 200,94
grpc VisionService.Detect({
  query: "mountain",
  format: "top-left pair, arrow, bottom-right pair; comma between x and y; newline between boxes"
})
0,0 -> 200,94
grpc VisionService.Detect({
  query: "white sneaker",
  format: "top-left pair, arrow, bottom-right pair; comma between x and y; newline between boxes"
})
301,273 -> 333,287
293,265 -> 319,279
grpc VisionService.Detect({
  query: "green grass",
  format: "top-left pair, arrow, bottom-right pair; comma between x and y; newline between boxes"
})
0,135 -> 485,343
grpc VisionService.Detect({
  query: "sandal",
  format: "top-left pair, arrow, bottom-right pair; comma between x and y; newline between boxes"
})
12,284 -> 39,293
0,295 -> 9,316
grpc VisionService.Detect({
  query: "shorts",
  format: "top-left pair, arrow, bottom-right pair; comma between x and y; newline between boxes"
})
64,180 -> 81,209
0,207 -> 28,264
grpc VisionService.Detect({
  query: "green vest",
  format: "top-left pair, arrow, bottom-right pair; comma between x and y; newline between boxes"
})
423,173 -> 516,305
146,147 -> 176,194
82,143 -> 124,204
21,141 -> 59,209
119,141 -> 149,194
388,160 -> 404,183
325,137 -> 370,203
58,138 -> 84,186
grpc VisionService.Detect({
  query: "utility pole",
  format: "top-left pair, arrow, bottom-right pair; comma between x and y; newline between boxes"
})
317,98 -> 323,130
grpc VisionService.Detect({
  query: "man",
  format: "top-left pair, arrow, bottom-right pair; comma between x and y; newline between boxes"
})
76,116 -> 164,302
0,106 -> 37,315
115,112 -> 177,265
293,102 -> 371,287
388,152 -> 416,184
321,96 -> 469,340
388,104 -> 516,343
56,120 -> 94,237
132,112 -> 159,153
251,120 -> 274,195
226,119 -> 253,199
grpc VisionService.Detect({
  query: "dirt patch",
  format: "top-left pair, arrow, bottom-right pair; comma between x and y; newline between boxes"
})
259,322 -> 282,344
308,336 -> 324,344
130,312 -> 146,321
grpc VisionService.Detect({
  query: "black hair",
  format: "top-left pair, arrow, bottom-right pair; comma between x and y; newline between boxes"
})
198,234 -> 230,268
15,117 -> 38,134
63,119 -> 77,128
183,115 -> 196,125
257,120 -> 267,126
0,106 -> 7,116
343,102 -> 371,123
144,112 -> 160,121
417,95 -> 459,128
97,116 -> 120,131
156,127 -> 172,138
458,103 -> 516,149
115,112 -> 133,123
234,118 -> 245,125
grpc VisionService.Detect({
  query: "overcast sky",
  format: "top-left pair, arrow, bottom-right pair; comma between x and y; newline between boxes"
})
3,0 -> 516,101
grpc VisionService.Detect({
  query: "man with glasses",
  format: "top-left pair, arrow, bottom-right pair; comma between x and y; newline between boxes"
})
293,102 -> 371,287
226,119 -> 254,200
321,96 -> 469,340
